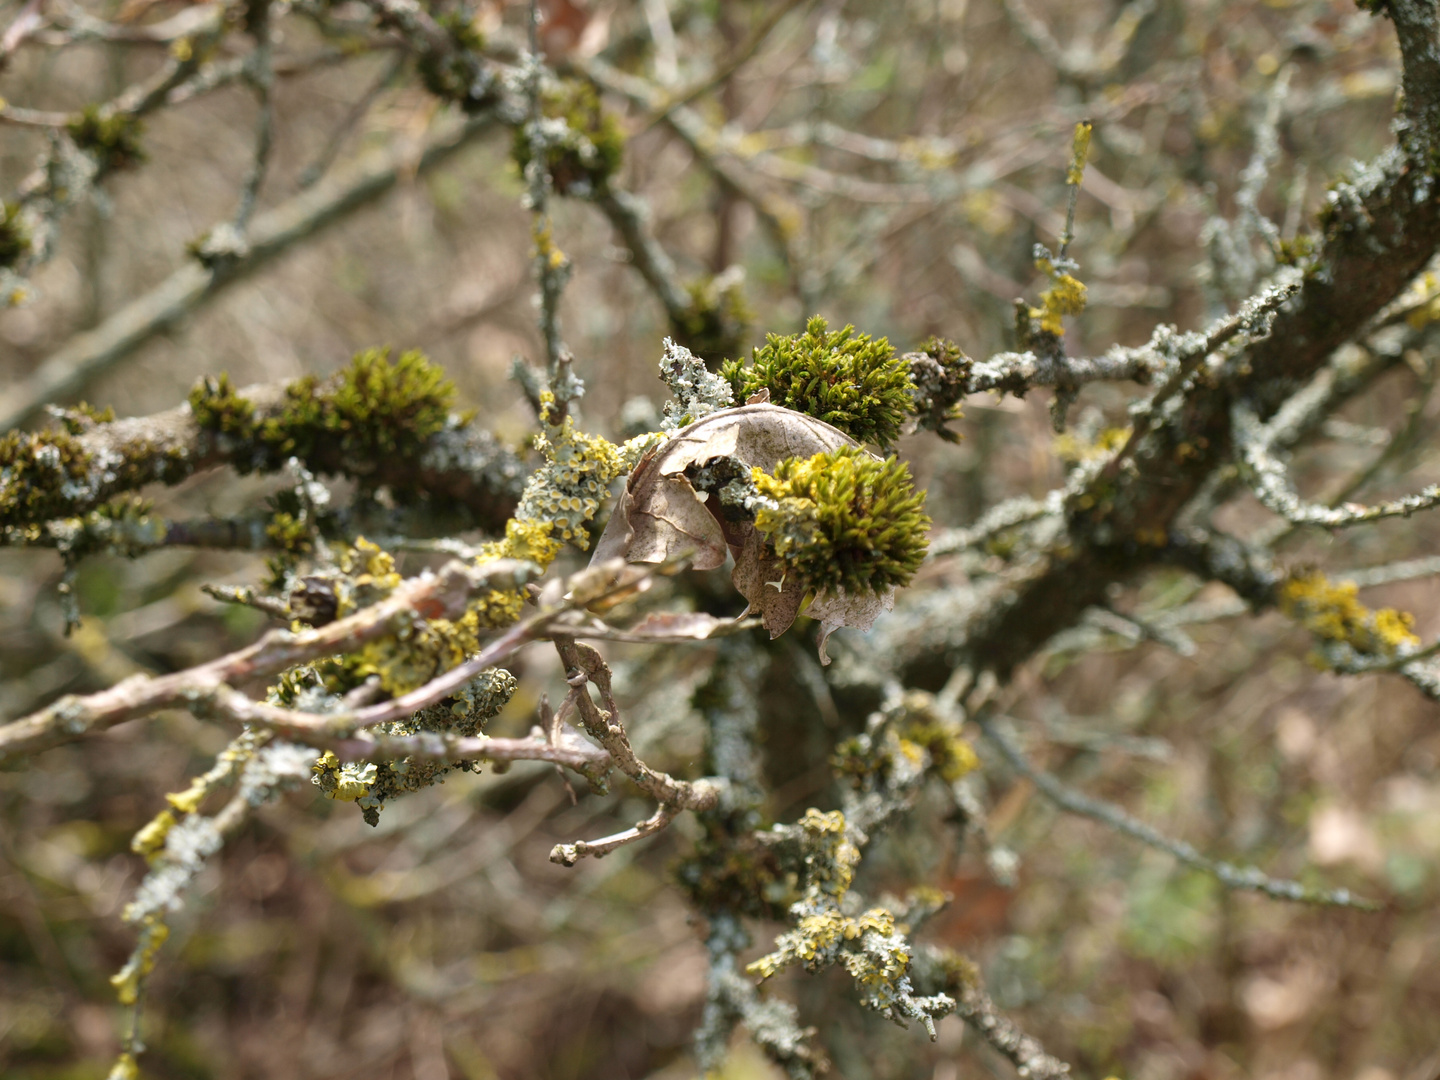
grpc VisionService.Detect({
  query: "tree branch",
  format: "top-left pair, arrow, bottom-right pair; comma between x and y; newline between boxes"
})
0,113 -> 498,430
0,558 -> 541,765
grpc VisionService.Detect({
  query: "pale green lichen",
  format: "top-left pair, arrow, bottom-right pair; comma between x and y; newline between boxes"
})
660,337 -> 735,431
311,668 -> 517,825
516,393 -> 655,549
747,808 -> 950,1033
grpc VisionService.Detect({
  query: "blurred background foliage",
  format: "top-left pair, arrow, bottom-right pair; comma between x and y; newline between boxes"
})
2,0 -> 1439,1078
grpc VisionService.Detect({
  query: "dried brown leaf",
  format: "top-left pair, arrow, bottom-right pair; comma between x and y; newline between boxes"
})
590,404 -> 894,662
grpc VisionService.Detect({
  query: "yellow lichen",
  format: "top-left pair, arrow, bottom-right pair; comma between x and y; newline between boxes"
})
312,751 -> 379,802
165,780 -> 207,815
1279,570 -> 1420,658
478,517 -> 564,568
1055,425 -> 1130,464
131,809 -> 177,862
110,915 -> 169,1005
1066,120 -> 1093,187
1033,269 -> 1088,337
899,704 -> 979,784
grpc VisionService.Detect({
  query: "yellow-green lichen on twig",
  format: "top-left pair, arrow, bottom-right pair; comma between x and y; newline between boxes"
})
833,692 -> 977,790
1279,570 -> 1421,660
517,393 -> 654,549
298,404 -> 643,824
1032,255 -> 1088,337
747,808 -> 953,1035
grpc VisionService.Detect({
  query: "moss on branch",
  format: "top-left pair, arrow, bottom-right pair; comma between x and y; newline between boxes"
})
752,445 -> 930,597
415,8 -> 496,112
66,106 -> 146,174
722,316 -> 916,449
1,349 -> 523,540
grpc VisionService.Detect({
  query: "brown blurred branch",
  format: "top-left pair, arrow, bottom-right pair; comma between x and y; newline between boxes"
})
0,0 -> 44,70
0,113 -> 498,431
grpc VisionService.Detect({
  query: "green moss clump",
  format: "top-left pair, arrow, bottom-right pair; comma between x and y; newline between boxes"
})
47,402 -> 117,437
416,9 -> 495,112
672,275 -> 752,367
189,348 -> 456,476
721,316 -> 915,449
0,202 -> 29,269
262,488 -> 319,563
321,347 -> 455,458
66,106 -> 146,173
188,373 -> 256,437
1276,234 -> 1316,266
752,445 -> 929,597
0,427 -> 95,530
512,80 -> 625,195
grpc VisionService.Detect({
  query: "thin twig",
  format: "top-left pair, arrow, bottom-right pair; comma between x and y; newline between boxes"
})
1233,400 -> 1440,528
0,114 -> 499,429
977,715 -> 1379,910
0,558 -> 541,765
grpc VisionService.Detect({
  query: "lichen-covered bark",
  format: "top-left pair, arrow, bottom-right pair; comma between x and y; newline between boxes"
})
908,133 -> 1440,684
1,374 -> 524,538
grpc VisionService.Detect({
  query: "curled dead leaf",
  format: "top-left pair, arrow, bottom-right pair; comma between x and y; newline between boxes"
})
590,404 -> 899,663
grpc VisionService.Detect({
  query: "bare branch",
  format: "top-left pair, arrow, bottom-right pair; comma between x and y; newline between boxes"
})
0,114 -> 498,430
1233,399 -> 1440,528
977,715 -> 1378,909
549,803 -> 677,865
